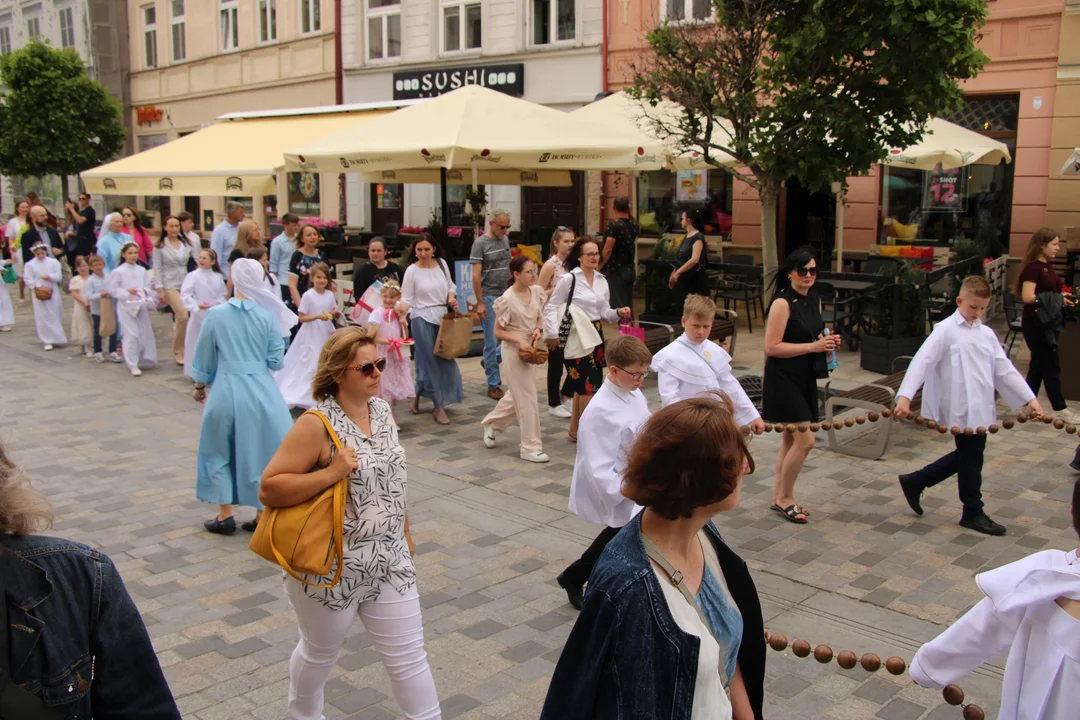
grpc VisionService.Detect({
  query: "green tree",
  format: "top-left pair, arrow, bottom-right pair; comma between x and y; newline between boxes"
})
628,0 -> 988,282
0,40 -> 126,201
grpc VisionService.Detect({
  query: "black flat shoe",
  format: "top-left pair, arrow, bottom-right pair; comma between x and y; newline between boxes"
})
241,519 -> 258,532
899,474 -> 924,516
204,516 -> 236,535
959,512 -> 1006,536
556,572 -> 584,611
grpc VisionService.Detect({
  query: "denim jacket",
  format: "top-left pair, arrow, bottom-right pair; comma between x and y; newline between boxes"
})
0,534 -> 181,719
541,516 -> 765,720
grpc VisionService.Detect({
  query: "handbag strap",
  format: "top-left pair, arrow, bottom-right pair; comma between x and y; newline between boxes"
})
641,532 -> 730,691
561,273 -> 578,325
0,590 -> 67,720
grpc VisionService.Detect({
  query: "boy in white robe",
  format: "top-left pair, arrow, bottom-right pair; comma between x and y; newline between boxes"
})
23,242 -> 66,350
894,276 -> 1042,536
651,293 -> 765,433
557,335 -> 652,610
910,476 -> 1080,720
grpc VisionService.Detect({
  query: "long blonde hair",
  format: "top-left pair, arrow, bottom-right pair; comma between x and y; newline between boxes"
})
0,440 -> 54,535
235,220 -> 264,256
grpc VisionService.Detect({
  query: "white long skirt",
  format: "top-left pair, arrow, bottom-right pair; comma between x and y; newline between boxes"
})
0,279 -> 13,327
118,302 -> 157,369
183,307 -> 208,378
31,292 -> 66,344
275,318 -> 335,409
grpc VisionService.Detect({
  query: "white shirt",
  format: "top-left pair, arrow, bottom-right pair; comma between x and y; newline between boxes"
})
5,216 -> 23,240
652,336 -> 760,427
911,548 -> 1080,720
401,260 -> 453,326
568,379 -> 650,527
108,262 -> 153,312
543,268 -> 620,339
897,312 -> 1033,429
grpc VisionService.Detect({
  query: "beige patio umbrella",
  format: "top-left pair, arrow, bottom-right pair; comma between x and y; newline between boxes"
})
881,118 -> 1011,171
356,168 -> 572,187
1061,148 -> 1080,176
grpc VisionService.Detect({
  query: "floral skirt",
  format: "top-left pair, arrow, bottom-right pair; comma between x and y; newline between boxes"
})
563,321 -> 605,396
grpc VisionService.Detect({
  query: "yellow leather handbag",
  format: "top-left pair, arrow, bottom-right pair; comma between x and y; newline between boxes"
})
249,409 -> 347,588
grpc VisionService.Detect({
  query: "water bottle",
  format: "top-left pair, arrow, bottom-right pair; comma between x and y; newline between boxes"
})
824,328 -> 839,371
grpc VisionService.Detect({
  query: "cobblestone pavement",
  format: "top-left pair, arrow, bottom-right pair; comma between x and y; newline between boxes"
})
2,298 -> 1077,719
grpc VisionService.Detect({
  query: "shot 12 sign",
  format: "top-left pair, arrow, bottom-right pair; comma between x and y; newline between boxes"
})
393,63 -> 524,100
922,163 -> 968,213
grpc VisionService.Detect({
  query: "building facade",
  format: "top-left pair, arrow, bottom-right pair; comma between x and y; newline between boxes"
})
340,0 -> 604,241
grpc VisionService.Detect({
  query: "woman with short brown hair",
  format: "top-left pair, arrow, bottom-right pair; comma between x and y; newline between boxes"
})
542,392 -> 766,720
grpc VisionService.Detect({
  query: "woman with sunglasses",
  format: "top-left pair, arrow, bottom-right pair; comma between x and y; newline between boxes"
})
261,327 -> 441,720
191,258 -> 293,535
668,208 -> 710,310
762,247 -> 837,524
120,206 -> 154,268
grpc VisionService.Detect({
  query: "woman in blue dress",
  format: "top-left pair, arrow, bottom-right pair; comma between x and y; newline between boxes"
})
192,258 -> 294,534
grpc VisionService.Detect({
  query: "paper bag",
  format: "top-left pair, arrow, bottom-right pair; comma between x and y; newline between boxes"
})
99,296 -> 116,337
434,312 -> 474,360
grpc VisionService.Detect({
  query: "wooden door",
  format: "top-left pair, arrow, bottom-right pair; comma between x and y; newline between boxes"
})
522,171 -> 584,252
371,183 -> 404,234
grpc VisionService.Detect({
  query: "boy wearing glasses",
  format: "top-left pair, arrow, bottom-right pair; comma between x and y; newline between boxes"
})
557,335 -> 653,610
652,294 -> 765,432
472,210 -> 513,400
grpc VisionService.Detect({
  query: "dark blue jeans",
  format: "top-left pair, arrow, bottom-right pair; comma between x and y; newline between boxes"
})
91,313 -> 118,354
907,434 -> 986,517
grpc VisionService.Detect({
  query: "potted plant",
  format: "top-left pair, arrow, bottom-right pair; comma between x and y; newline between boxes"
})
860,265 -> 929,374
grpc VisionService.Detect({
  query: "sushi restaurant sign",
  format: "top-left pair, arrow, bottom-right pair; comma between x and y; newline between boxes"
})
393,63 -> 525,100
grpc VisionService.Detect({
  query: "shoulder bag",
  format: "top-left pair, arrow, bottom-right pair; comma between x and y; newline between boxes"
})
249,409 -> 347,589
557,273 -> 578,346
558,273 -> 602,360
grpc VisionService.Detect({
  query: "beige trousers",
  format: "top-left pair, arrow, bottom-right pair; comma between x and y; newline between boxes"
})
162,288 -> 188,357
482,342 -> 542,454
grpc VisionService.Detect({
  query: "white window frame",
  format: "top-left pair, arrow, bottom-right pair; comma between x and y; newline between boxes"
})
142,5 -> 157,68
25,5 -> 41,42
300,0 -> 321,35
365,0 -> 401,62
58,6 -> 75,48
171,0 -> 186,61
659,0 -> 712,23
441,0 -> 482,55
258,0 -> 277,43
0,20 -> 11,55
219,0 -> 238,51
530,0 -> 575,47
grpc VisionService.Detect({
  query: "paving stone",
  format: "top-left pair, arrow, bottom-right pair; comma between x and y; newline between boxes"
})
460,619 -> 509,640
440,693 -> 482,719
224,608 -> 272,626
853,677 -> 902,704
767,674 -> 812,699
500,640 -> 548,663
231,592 -> 279,610
173,635 -> 227,660
875,698 -> 927,720
330,687 -> 388,714
220,637 -> 272,659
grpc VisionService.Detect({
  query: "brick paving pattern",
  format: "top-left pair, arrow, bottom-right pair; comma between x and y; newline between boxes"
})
2,299 -> 1076,718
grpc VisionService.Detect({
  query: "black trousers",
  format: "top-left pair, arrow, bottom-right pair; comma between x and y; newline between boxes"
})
1021,315 -> 1066,411
561,526 -> 621,589
906,434 -> 986,517
606,265 -> 636,317
91,313 -> 118,354
547,344 -> 569,408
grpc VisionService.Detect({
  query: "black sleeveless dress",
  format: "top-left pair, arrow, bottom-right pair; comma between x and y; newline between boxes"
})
762,286 -> 826,423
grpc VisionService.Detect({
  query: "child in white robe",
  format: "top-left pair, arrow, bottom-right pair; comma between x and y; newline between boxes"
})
180,249 -> 227,379
652,294 -> 765,433
556,335 -> 653,610
910,476 -> 1080,719
109,241 -> 158,376
276,263 -> 340,409
23,243 -> 66,350
68,256 -> 94,356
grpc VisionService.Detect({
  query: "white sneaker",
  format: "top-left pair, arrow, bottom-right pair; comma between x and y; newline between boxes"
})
108,352 -> 122,363
548,405 -> 572,419
482,423 -> 497,448
94,352 -> 104,363
520,451 -> 550,463
129,366 -> 142,377
1057,408 -> 1080,425
83,348 -> 95,358
43,344 -> 53,351
0,326 -> 11,332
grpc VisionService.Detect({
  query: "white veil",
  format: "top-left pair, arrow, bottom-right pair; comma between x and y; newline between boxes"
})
230,258 -> 297,337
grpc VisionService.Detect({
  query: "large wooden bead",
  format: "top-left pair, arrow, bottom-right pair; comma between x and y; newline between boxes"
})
881,407 -> 892,418
1054,419 -> 1065,429
813,645 -> 833,663
963,705 -> 985,720
1002,419 -> 1015,429
914,415 -> 925,425
926,420 -> 937,430
821,421 -> 833,431
885,656 -> 906,675
1068,425 -> 1077,435
844,417 -> 855,428
988,424 -> 1000,433
763,423 -> 773,432
976,426 -> 986,436
855,415 -> 866,425
868,412 -> 879,422
810,423 -> 821,432
963,427 -> 974,436
1017,414 -> 1028,424
950,426 -> 961,436
768,633 -> 788,652
860,653 -> 881,672
836,650 -> 858,669
943,684 -> 965,706
1043,414 -> 1054,424
937,424 -> 948,434
785,423 -> 798,433
775,424 -> 786,434
792,639 -> 811,658
797,423 -> 809,433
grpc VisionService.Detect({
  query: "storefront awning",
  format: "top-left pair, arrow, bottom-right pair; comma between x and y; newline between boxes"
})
82,110 -> 392,196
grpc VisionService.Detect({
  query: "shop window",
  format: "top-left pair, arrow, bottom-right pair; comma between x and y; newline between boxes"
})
137,133 -> 168,153
446,184 -> 482,227
258,0 -> 277,43
58,6 -> 75,48
171,0 -> 186,61
636,169 -> 732,236
662,0 -> 710,22
443,1 -> 481,53
301,0 -> 321,34
142,5 -> 157,67
0,24 -> 11,55
367,0 -> 401,60
220,0 -> 238,51
288,172 -> 320,215
944,96 -> 1019,134
533,0 -> 574,45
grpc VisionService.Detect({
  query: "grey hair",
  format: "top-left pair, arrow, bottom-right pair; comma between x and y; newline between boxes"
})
225,201 -> 245,214
490,208 -> 510,221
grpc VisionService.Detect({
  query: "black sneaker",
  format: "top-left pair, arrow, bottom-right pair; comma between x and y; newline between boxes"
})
898,474 -> 924,516
959,512 -> 1006,536
1070,458 -> 1080,473
241,519 -> 258,532
204,516 -> 236,535
556,572 -> 584,611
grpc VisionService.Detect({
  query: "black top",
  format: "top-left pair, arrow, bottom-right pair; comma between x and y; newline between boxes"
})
766,286 -> 826,380
20,225 -> 64,264
353,260 -> 403,299
677,231 -> 708,277
602,218 -> 638,272
289,248 -> 328,300
76,206 -> 96,254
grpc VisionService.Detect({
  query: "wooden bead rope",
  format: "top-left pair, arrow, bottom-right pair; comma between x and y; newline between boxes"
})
763,631 -> 984,719
741,408 -> 1078,439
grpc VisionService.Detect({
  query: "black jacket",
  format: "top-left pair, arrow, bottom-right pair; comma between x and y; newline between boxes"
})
1033,291 -> 1065,348
20,225 -> 64,264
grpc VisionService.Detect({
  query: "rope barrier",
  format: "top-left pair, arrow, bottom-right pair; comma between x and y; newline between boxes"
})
763,631 -> 985,719
740,409 -> 1078,438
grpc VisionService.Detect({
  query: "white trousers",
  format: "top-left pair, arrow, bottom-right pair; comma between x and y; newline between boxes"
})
284,578 -> 441,720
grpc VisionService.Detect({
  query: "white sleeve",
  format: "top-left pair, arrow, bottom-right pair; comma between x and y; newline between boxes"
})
400,266 -> 416,308
544,273 -> 572,339
23,262 -> 38,287
909,596 -> 1021,690
180,273 -> 200,313
991,337 -> 1036,410
657,369 -> 682,408
716,371 -> 761,426
599,279 -> 620,324
897,324 -> 946,402
107,267 -> 123,295
577,419 -> 636,518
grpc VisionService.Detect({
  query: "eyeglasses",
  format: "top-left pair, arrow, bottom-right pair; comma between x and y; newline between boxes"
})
122,212 -> 134,218
581,251 -> 600,258
495,223 -> 511,230
795,266 -> 818,278
611,365 -> 649,381
349,358 -> 387,376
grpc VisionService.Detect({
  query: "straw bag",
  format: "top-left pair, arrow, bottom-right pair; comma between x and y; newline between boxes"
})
33,285 -> 52,301
517,343 -> 549,365
249,409 -> 348,588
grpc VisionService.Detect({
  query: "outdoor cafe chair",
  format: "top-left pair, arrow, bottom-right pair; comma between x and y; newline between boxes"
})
1002,291 -> 1024,357
713,266 -> 764,333
815,281 -> 859,350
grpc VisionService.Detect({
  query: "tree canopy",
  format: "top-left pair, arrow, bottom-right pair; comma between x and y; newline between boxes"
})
0,40 -> 126,188
628,0 -> 989,277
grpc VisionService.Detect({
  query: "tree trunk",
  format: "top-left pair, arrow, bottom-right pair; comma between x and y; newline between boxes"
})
60,175 -> 70,209
759,183 -> 780,303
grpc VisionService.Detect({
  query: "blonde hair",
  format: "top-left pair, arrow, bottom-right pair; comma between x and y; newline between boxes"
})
309,262 -> 335,291
607,335 -> 652,368
0,440 -> 54,535
235,220 -> 263,255
311,327 -> 378,401
380,279 -> 402,298
683,294 -> 717,320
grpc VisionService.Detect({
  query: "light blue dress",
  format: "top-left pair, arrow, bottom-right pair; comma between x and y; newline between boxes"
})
192,298 -> 293,507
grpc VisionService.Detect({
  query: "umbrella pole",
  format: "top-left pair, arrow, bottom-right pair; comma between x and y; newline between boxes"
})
832,181 -> 845,272
440,167 -> 449,231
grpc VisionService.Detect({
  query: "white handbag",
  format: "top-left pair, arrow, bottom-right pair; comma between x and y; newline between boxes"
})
562,303 -> 602,360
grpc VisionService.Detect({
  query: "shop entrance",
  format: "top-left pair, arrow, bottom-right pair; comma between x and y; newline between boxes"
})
779,178 -> 835,262
371,183 -> 404,235
521,171 -> 584,250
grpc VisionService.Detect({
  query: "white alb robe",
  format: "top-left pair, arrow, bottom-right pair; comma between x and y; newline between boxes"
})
568,379 -> 650,528
911,548 -> 1080,720
109,262 -> 157,369
651,336 -> 760,427
0,264 -> 13,327
23,256 -> 66,345
180,269 -> 227,378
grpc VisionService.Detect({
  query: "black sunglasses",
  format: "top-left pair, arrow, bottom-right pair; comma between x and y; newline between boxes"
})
795,266 -> 818,278
350,358 -> 387,376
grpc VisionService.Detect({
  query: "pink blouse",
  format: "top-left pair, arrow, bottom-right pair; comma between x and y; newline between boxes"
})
542,254 -> 568,292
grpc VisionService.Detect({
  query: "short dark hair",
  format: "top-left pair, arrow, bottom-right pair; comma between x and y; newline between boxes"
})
1073,477 -> 1080,539
564,236 -> 599,271
78,192 -> 90,200
960,275 -> 991,299
177,211 -> 194,223
613,197 -> 630,213
282,213 -> 300,225
622,392 -> 754,520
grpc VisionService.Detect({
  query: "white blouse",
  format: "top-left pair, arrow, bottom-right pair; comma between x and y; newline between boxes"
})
401,259 -> 454,325
543,267 -> 619,339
